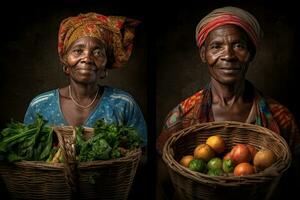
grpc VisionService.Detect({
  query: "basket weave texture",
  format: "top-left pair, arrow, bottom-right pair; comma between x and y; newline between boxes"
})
0,126 -> 141,200
162,121 -> 291,200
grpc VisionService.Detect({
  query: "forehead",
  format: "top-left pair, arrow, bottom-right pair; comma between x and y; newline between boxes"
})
69,36 -> 106,48
206,24 -> 248,42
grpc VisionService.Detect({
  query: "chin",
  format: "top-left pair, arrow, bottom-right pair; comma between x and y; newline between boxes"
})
76,78 -> 97,84
218,77 -> 244,85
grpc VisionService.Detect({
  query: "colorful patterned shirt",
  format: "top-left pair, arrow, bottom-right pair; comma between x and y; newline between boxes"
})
156,82 -> 300,155
24,86 -> 147,146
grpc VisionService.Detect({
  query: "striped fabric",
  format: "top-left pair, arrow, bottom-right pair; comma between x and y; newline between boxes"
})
157,82 -> 300,155
195,6 -> 263,48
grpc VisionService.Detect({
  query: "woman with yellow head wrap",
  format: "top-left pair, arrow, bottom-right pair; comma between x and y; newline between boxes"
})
24,12 -> 147,145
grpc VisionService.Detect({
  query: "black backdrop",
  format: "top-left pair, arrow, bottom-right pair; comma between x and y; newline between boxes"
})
1,0 -> 300,199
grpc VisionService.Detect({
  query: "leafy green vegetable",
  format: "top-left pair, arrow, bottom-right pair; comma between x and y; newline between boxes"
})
0,117 -> 142,163
0,114 -> 54,162
75,119 -> 142,162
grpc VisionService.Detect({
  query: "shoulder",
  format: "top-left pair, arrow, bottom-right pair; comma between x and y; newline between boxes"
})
164,89 -> 204,126
103,86 -> 136,104
266,97 -> 297,129
267,97 -> 294,120
179,89 -> 204,114
28,89 -> 57,107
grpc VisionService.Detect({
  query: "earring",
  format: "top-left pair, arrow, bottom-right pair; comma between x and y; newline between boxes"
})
99,69 -> 108,79
62,65 -> 67,73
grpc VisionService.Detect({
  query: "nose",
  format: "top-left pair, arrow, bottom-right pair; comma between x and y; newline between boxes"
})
81,50 -> 94,64
221,46 -> 236,61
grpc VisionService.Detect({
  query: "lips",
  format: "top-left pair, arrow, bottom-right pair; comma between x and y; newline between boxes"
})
219,67 -> 241,75
76,65 -> 96,72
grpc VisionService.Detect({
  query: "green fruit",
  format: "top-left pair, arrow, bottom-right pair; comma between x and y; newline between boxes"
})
207,168 -> 223,176
188,159 -> 206,173
222,159 -> 235,173
207,157 -> 223,170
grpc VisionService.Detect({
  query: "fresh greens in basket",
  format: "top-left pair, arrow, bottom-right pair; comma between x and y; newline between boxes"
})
0,115 -> 142,163
0,114 -> 53,162
76,119 -> 142,162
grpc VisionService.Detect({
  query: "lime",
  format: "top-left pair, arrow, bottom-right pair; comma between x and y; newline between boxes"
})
207,168 -> 223,176
222,158 -> 235,173
188,159 -> 206,173
207,157 -> 223,170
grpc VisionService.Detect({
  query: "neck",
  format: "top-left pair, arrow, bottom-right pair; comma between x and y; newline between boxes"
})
210,79 -> 246,106
69,81 -> 99,100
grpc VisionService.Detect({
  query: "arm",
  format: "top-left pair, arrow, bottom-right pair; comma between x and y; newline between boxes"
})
23,104 -> 36,124
123,98 -> 147,147
156,105 -> 184,155
267,98 -> 300,198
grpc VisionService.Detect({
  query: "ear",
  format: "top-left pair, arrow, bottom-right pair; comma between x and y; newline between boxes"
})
102,57 -> 108,68
199,46 -> 206,63
60,57 -> 70,74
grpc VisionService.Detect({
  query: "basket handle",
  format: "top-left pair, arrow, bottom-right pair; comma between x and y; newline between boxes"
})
53,126 -> 78,193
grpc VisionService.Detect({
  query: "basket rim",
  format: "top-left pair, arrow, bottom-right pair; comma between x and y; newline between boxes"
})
162,121 -> 292,186
0,125 -> 142,169
0,148 -> 142,169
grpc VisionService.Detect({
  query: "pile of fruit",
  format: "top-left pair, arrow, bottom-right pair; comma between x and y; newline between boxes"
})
179,135 -> 276,176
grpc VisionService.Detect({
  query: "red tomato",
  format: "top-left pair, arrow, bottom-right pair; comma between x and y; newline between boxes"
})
223,151 -> 232,160
234,162 -> 255,176
246,144 -> 257,161
230,144 -> 251,165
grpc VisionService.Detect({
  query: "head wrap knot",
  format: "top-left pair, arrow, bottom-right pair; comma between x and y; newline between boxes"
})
58,12 -> 140,68
195,6 -> 263,48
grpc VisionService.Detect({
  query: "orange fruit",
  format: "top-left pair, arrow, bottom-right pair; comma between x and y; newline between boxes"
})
179,155 -> 194,167
206,135 -> 225,154
234,162 -> 255,176
194,144 -> 215,162
253,149 -> 276,171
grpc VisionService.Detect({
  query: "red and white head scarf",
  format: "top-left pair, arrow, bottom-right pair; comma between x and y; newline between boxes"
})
195,6 -> 263,48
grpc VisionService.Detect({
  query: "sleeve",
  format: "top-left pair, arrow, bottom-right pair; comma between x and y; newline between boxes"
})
124,99 -> 148,147
267,99 -> 300,199
23,103 -> 36,124
268,98 -> 300,155
156,105 -> 184,155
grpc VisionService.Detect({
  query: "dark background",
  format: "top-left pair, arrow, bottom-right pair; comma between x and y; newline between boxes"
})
0,0 -> 154,199
1,0 -> 299,200
152,0 -> 300,199
155,1 -> 300,135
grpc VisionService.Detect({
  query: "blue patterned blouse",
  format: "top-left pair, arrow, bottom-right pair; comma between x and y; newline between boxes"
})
24,86 -> 147,145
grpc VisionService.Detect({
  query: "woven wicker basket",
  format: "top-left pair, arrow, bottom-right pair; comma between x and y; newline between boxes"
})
162,121 -> 291,200
0,126 -> 141,200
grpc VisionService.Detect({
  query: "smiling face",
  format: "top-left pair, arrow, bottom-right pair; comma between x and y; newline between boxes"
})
200,24 -> 253,86
63,36 -> 107,84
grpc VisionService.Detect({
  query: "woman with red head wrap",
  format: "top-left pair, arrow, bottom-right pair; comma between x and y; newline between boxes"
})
24,12 -> 147,145
157,6 -> 300,199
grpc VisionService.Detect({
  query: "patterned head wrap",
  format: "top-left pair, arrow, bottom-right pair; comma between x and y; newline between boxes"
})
58,12 -> 140,68
195,6 -> 263,48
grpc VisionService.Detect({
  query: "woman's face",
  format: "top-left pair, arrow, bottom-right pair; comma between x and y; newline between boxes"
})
200,24 -> 252,86
64,36 -> 107,84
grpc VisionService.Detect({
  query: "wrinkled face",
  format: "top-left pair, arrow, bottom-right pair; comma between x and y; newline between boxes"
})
200,24 -> 252,86
63,36 -> 107,84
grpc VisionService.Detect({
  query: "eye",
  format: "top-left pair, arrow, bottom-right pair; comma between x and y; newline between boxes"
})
209,42 -> 222,50
72,48 -> 83,55
93,48 -> 105,57
233,43 -> 247,50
